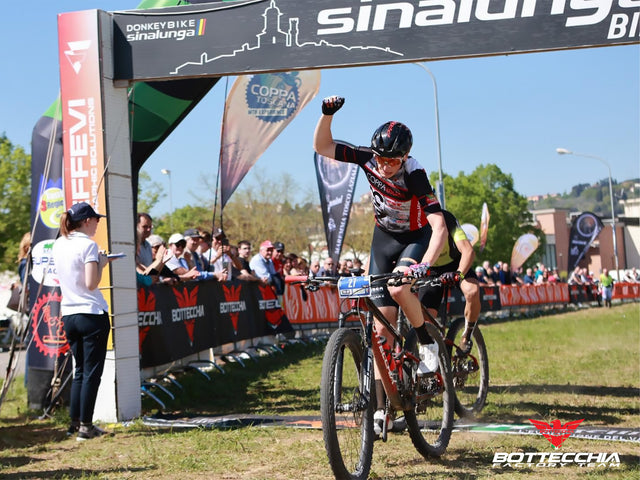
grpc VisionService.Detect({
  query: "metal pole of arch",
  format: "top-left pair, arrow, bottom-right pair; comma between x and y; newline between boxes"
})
161,169 -> 173,230
414,63 -> 445,209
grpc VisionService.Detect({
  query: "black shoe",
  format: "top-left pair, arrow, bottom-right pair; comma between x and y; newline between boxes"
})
76,424 -> 107,442
66,422 -> 79,437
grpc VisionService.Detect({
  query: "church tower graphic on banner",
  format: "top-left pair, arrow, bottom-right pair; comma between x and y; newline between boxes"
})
257,0 -> 290,47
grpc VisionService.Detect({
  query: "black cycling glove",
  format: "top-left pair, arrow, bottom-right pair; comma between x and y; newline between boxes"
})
322,96 -> 345,115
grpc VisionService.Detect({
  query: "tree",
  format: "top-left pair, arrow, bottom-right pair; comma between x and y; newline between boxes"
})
154,204 -> 213,241
137,170 -> 165,215
436,164 -> 544,267
212,171 -> 323,258
0,134 -> 31,271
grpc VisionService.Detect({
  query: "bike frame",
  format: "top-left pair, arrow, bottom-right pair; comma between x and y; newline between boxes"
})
338,295 -> 439,412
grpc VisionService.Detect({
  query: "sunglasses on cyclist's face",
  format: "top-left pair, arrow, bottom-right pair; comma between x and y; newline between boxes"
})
374,155 -> 403,168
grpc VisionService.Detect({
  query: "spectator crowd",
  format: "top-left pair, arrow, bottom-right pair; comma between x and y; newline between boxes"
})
133,213 -> 640,300
133,213 -> 367,296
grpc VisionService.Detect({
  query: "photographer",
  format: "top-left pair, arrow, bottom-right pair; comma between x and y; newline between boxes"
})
206,229 -> 242,282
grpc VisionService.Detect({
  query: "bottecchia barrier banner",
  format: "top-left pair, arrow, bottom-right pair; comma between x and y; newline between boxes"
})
138,278 -> 639,368
138,279 -> 292,368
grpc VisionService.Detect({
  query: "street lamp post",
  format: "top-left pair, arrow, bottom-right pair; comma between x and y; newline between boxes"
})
556,148 -> 620,279
161,169 -> 173,230
414,63 -> 445,209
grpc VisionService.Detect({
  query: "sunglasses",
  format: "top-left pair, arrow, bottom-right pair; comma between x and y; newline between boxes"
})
374,155 -> 403,168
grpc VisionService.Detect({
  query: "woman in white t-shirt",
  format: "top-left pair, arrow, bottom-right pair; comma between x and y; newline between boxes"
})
53,202 -> 115,441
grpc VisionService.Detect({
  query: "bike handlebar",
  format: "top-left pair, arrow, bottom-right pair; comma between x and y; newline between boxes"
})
290,271 -> 448,291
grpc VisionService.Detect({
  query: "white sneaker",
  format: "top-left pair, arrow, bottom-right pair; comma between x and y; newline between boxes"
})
418,342 -> 439,375
373,409 -> 392,436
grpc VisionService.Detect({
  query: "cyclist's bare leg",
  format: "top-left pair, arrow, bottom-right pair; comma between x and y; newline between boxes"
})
387,265 -> 426,331
459,277 -> 480,352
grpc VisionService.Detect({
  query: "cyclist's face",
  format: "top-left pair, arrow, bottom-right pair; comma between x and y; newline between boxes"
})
374,154 -> 404,178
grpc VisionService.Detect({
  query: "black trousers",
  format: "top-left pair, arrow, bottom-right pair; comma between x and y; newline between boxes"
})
62,312 -> 110,424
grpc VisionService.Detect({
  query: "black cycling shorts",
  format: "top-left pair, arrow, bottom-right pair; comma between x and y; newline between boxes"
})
369,224 -> 429,308
419,264 -> 478,310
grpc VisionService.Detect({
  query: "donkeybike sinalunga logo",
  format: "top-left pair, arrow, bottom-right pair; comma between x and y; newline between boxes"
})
245,73 -> 301,123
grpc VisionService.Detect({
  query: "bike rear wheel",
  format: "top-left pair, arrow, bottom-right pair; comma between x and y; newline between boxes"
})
403,322 -> 455,457
446,317 -> 489,418
321,327 -> 375,480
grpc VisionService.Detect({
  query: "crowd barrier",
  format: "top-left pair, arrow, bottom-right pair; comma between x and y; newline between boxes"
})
137,279 -> 293,369
138,278 -> 640,376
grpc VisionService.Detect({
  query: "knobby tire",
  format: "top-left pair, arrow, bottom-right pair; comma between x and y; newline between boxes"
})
403,322 -> 455,457
320,327 -> 374,480
446,317 -> 489,418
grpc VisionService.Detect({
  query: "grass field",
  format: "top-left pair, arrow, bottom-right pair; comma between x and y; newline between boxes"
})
0,302 -> 638,479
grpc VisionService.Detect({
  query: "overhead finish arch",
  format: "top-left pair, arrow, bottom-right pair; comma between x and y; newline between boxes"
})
55,0 -> 638,421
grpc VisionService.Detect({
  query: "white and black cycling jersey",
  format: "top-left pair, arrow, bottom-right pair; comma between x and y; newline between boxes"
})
334,142 -> 441,233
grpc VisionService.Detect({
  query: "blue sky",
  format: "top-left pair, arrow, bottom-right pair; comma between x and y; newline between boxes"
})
1,1 -> 638,219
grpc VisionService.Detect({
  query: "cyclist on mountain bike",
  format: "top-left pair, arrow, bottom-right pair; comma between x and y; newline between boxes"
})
420,210 -> 481,353
314,95 -> 447,434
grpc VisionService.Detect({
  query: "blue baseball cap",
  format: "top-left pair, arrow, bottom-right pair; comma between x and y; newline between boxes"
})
67,202 -> 106,222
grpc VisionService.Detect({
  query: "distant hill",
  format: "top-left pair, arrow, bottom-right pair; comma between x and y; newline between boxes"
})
528,178 -> 640,217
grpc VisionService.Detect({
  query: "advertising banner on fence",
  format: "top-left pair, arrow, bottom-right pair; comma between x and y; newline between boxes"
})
314,146 -> 359,264
219,71 -> 320,208
568,212 -> 604,269
138,279 -> 292,368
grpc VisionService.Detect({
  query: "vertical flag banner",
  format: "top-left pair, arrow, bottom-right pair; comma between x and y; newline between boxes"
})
27,99 -> 65,378
58,10 -> 109,244
461,223 -> 479,246
220,71 -> 321,208
314,146 -> 359,263
511,233 -> 540,271
479,202 -> 490,252
568,212 -> 604,269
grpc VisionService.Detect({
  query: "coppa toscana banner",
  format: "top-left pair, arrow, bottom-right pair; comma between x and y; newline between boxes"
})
112,0 -> 640,81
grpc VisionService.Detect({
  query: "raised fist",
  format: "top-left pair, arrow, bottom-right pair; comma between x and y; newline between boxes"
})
322,96 -> 345,115
439,271 -> 460,286
408,262 -> 431,279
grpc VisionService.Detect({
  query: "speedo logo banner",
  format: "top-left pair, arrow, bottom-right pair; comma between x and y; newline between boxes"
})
113,0 -> 640,80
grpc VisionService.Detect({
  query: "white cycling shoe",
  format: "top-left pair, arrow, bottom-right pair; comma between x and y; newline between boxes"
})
418,342 -> 439,375
373,409 -> 393,436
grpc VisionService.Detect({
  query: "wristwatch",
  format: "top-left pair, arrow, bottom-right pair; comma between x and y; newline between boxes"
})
456,270 -> 465,280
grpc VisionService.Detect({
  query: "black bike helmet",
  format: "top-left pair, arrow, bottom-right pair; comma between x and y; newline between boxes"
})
370,121 -> 413,158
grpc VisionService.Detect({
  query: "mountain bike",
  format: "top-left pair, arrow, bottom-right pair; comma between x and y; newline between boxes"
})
405,278 -> 489,418
296,272 -> 454,480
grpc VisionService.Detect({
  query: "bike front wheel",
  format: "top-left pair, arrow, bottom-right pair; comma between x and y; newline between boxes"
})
320,327 -> 375,480
403,322 -> 455,457
446,317 -> 489,418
